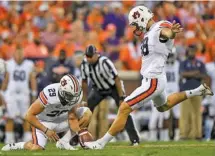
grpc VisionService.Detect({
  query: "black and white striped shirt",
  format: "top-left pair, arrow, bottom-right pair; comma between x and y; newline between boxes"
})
81,56 -> 118,90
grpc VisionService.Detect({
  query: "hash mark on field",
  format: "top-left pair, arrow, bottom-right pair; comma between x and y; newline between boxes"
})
109,144 -> 215,148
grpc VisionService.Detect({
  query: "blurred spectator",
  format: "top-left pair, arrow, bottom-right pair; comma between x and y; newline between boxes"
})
116,34 -> 141,71
71,1 -> 89,17
104,23 -> 120,61
179,45 -> 208,140
86,30 -> 103,52
73,8 -> 86,31
40,22 -> 62,52
50,49 -> 75,83
87,4 -> 103,30
24,38 -> 48,61
72,50 -> 84,81
103,2 -> 126,38
164,2 -> 181,24
53,33 -> 75,58
0,38 -> 16,60
33,3 -> 50,30
35,60 -> 50,94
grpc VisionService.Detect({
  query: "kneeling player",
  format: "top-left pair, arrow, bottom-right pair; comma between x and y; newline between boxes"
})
2,74 -> 92,151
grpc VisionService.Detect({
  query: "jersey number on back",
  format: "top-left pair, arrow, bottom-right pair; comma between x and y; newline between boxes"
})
141,37 -> 149,56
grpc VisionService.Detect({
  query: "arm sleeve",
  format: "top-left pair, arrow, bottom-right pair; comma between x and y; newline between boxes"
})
155,21 -> 173,43
38,89 -> 48,107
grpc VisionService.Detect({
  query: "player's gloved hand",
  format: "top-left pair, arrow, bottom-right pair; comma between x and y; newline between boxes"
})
79,109 -> 92,128
45,128 -> 59,142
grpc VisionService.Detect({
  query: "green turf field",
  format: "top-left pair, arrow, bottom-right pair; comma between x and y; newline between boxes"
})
0,141 -> 214,156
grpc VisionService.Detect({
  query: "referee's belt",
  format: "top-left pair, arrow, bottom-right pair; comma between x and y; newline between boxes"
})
94,87 -> 115,95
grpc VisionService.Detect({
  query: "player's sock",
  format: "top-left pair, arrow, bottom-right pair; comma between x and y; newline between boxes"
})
185,84 -> 207,98
174,128 -> 180,141
23,132 -> 32,142
162,129 -> 169,141
5,132 -> 15,144
97,132 -> 114,146
149,130 -> 157,141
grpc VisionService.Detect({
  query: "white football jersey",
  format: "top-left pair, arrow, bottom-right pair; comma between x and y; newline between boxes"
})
140,20 -> 174,78
165,61 -> 180,94
38,83 -> 83,122
205,63 -> 215,96
6,59 -> 34,94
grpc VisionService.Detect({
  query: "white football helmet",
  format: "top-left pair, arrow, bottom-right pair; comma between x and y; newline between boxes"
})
59,74 -> 82,105
128,6 -> 154,35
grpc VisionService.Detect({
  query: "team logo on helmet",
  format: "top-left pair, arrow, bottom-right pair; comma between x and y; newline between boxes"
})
61,79 -> 67,87
132,11 -> 140,19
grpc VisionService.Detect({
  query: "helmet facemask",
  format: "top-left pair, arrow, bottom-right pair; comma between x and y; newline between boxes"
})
59,88 -> 82,106
130,22 -> 144,36
58,74 -> 82,106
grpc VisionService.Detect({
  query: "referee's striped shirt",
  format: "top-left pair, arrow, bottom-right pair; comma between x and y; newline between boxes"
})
81,55 -> 118,90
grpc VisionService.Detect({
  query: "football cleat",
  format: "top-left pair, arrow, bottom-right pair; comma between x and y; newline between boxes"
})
84,141 -> 104,150
56,140 -> 77,150
2,143 -> 21,151
130,140 -> 139,146
200,83 -> 214,96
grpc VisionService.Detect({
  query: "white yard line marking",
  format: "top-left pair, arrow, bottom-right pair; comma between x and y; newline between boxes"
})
109,144 -> 215,148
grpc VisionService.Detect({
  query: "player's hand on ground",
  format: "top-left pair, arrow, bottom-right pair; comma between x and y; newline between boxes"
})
171,20 -> 183,34
79,110 -> 92,128
45,129 -> 59,142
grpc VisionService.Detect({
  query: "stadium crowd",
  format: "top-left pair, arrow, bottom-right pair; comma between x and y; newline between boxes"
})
0,1 -> 214,143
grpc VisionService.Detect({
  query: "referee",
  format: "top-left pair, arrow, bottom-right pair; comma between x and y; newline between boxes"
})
81,45 -> 139,145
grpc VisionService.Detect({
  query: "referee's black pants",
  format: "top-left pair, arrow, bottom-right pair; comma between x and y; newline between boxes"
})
87,87 -> 139,143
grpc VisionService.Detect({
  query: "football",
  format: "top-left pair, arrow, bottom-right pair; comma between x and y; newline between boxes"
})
78,129 -> 94,149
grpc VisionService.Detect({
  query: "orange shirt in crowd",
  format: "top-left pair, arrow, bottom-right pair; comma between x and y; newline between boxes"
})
205,39 -> 215,63
0,43 -> 16,60
24,42 -> 49,59
87,11 -> 104,30
53,41 -> 75,58
119,44 -> 141,71
185,37 -> 199,46
0,6 -> 8,21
